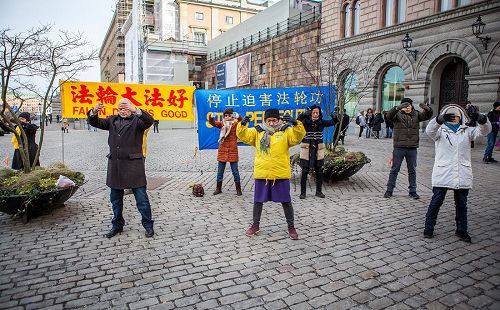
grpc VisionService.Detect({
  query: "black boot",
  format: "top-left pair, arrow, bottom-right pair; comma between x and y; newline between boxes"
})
235,182 -> 242,196
300,167 -> 308,199
315,172 -> 325,198
213,181 -> 222,195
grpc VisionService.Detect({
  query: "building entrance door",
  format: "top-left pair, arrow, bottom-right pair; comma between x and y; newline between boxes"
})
439,58 -> 469,110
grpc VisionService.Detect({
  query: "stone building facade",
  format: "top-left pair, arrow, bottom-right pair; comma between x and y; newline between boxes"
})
320,0 -> 500,115
202,19 -> 321,89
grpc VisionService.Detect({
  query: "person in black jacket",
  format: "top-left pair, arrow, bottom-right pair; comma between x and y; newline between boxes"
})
383,110 -> 394,138
297,105 -> 336,199
11,112 -> 40,170
365,108 -> 374,138
483,101 -> 500,163
384,97 -> 433,199
88,98 -> 155,239
372,110 -> 384,139
333,108 -> 350,145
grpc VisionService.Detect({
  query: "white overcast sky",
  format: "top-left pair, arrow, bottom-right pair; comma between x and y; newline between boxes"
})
0,0 -> 117,83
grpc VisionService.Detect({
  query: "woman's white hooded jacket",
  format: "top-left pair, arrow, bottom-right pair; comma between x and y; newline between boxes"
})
425,105 -> 491,189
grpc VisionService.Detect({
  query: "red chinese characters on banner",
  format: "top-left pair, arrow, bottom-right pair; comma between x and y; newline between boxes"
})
121,87 -> 142,106
96,86 -> 119,105
166,89 -> 188,109
144,88 -> 165,107
71,85 -> 94,104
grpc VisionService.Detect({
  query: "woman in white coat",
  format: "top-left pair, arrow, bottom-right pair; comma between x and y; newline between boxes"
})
424,104 -> 491,242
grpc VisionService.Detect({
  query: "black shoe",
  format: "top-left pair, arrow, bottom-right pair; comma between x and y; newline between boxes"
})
105,227 -> 123,238
383,191 -> 392,198
423,228 -> 434,238
315,192 -> 325,198
487,157 -> 498,163
299,193 -> 306,199
455,230 -> 471,243
145,228 -> 155,238
409,192 -> 420,200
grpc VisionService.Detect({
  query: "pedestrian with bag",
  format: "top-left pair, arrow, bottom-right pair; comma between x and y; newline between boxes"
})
237,108 -> 306,240
483,101 -> 500,163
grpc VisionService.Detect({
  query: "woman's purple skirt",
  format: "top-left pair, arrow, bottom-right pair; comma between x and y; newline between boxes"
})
254,179 -> 291,203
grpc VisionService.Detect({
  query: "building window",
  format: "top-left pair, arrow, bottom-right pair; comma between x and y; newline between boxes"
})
193,32 -> 206,45
259,63 -> 267,75
195,12 -> 204,20
385,0 -> 394,27
225,16 -> 233,24
194,57 -> 204,66
397,0 -> 406,23
458,0 -> 471,6
342,72 -> 359,116
440,0 -> 452,11
344,4 -> 351,38
381,66 -> 405,112
353,1 -> 360,35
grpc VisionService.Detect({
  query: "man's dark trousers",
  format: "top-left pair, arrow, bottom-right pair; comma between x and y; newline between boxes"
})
110,186 -> 154,230
386,147 -> 417,193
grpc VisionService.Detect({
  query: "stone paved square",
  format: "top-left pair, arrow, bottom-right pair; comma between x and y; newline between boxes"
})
0,125 -> 499,309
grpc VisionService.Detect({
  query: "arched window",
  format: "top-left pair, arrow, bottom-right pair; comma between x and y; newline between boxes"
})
385,0 -> 393,27
353,1 -> 360,35
344,4 -> 351,38
381,66 -> 405,112
397,0 -> 406,23
342,72 -> 359,116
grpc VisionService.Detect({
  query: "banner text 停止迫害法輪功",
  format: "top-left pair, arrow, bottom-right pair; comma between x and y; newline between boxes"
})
195,86 -> 335,150
60,80 -> 195,121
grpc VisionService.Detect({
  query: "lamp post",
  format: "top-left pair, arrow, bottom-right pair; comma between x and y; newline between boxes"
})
472,15 -> 491,51
402,33 -> 418,61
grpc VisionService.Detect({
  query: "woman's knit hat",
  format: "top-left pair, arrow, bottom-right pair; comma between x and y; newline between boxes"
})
264,108 -> 280,120
18,112 -> 31,121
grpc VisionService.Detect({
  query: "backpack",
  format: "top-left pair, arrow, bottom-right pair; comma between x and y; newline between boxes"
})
355,115 -> 361,125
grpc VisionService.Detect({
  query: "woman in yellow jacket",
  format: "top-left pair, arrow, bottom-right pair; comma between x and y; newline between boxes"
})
237,108 -> 306,240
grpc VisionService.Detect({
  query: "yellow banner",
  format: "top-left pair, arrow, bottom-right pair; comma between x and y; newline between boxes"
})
60,81 -> 195,121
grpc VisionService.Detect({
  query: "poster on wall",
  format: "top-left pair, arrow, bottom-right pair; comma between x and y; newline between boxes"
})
216,53 -> 251,89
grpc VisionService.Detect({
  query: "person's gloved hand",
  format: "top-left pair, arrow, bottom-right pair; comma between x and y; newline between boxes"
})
437,113 -> 454,124
330,113 -> 339,121
283,114 -> 298,125
477,113 -> 487,125
468,112 -> 479,122
241,115 -> 250,126
303,108 -> 312,117
397,102 -> 411,110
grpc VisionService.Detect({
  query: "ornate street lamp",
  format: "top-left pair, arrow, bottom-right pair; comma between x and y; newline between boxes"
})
402,33 -> 418,61
471,15 -> 491,51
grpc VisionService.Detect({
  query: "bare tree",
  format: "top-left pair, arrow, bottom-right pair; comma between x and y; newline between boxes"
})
1,26 -> 97,173
299,47 -> 374,150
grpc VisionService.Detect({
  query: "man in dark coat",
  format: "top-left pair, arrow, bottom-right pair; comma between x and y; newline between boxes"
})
11,112 -> 40,170
384,97 -> 433,199
372,110 -> 384,139
297,105 -> 337,199
383,111 -> 394,138
88,98 -> 155,238
483,101 -> 500,163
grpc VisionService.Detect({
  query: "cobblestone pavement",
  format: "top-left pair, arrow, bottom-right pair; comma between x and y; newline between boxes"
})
0,123 -> 499,309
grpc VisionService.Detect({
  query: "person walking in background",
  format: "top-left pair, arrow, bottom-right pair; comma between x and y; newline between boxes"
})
11,112 -> 40,170
153,119 -> 159,133
237,108 -> 306,240
372,110 -> 384,139
383,97 -> 433,199
49,114 -> 52,124
483,101 -> 500,163
61,119 -> 69,133
365,108 -> 374,138
424,105 -> 490,242
88,98 -> 155,239
56,115 -> 60,123
298,105 -> 337,199
356,110 -> 366,138
383,110 -> 394,138
338,110 -> 350,145
209,108 -> 243,196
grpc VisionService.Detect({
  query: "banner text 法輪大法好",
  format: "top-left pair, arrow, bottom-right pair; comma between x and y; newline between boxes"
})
60,81 -> 195,121
195,86 -> 335,150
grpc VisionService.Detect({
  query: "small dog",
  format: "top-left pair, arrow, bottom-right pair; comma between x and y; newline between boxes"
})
192,184 -> 205,197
